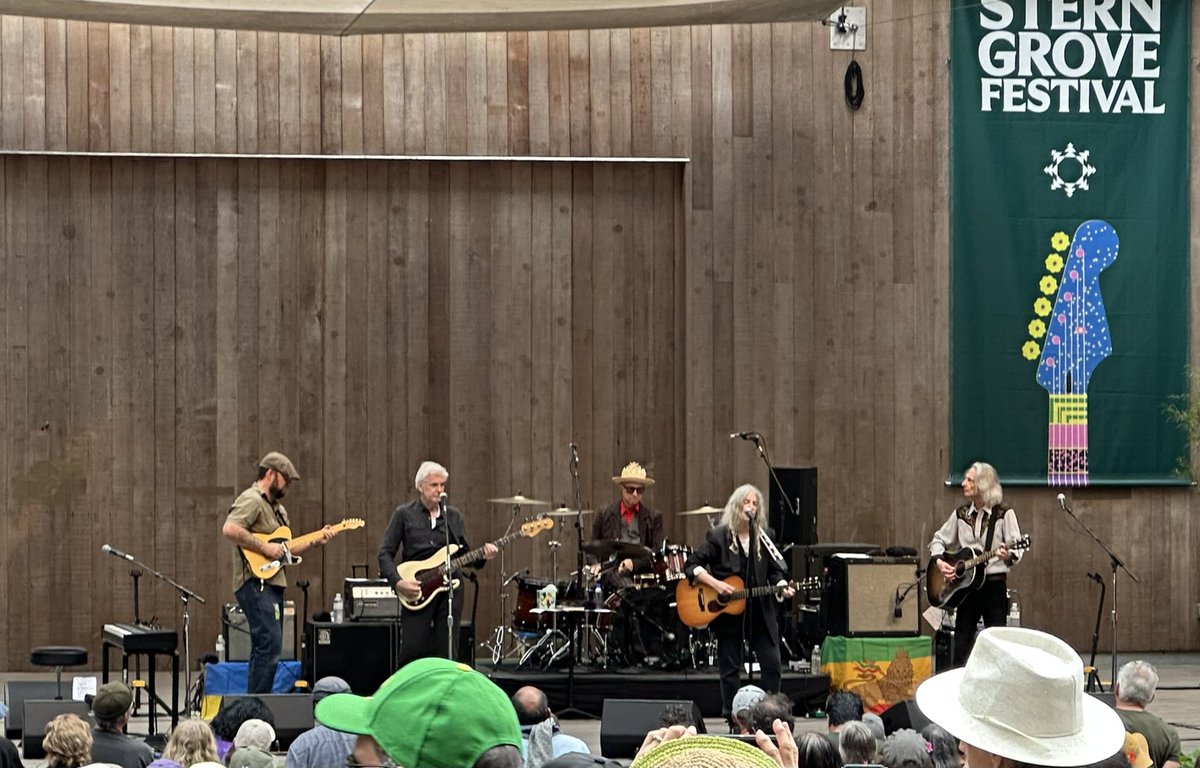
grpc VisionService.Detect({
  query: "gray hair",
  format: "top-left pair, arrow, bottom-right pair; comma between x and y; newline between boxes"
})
720,484 -> 768,534
838,720 -> 876,764
414,461 -> 449,491
1116,659 -> 1159,706
971,461 -> 1004,508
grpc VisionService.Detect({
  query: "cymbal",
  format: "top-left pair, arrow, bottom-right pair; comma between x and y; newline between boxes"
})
547,507 -> 594,517
583,540 -> 654,562
679,504 -> 723,516
487,494 -> 550,506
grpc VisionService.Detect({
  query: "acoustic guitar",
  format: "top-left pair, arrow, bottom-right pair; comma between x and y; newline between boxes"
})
241,518 -> 366,580
925,534 -> 1031,609
675,575 -> 817,629
397,516 -> 553,611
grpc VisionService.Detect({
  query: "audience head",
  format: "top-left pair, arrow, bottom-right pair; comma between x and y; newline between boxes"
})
862,712 -> 886,742
916,627 -> 1124,767
878,729 -> 933,768
211,697 -> 276,741
749,693 -> 794,734
839,720 -> 877,764
511,686 -> 552,726
658,703 -> 696,729
795,732 -> 842,768
163,718 -> 220,767
826,690 -> 865,730
1115,660 -> 1159,707
920,723 -> 963,768
312,676 -> 352,704
233,719 -> 275,752
316,657 -> 522,768
43,713 -> 92,768
1122,732 -> 1153,768
732,685 -> 767,733
630,735 -> 778,768
90,681 -> 135,729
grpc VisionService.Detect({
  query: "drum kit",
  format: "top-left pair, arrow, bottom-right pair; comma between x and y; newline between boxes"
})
482,496 -> 726,671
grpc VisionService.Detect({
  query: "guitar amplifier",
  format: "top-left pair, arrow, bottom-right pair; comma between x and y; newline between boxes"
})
344,578 -> 402,621
224,601 -> 297,661
823,555 -> 920,637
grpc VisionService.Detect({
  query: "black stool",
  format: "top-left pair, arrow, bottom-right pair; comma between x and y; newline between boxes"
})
30,646 -> 88,700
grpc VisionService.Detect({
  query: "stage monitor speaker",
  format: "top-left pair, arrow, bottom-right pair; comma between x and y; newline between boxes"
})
4,680 -> 63,739
1088,691 -> 1116,708
599,699 -> 706,759
768,466 -> 817,547
880,699 -> 930,736
22,700 -> 93,758
225,602 -> 297,661
824,556 -> 920,637
306,621 -> 395,696
457,622 -> 475,668
216,694 -> 314,749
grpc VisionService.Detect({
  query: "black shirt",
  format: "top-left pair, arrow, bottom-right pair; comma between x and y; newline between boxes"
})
377,498 -> 472,587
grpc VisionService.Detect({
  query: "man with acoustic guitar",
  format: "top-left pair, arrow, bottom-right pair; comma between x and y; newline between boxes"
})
683,484 -> 794,729
929,461 -> 1024,667
223,452 -> 334,694
378,461 -> 497,667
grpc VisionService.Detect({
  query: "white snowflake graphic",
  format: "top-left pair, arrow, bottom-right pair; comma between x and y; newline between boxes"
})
1044,143 -> 1097,198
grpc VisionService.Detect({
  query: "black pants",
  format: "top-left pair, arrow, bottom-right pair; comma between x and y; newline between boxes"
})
713,607 -> 782,718
952,578 -> 1007,666
397,589 -> 464,668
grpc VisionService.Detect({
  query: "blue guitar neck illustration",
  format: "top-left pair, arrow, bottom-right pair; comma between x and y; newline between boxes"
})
1035,220 -> 1119,485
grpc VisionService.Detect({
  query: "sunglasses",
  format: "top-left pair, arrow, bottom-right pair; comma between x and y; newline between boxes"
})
622,486 -> 645,494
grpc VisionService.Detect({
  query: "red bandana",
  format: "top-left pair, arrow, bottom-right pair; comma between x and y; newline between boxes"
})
621,499 -> 640,525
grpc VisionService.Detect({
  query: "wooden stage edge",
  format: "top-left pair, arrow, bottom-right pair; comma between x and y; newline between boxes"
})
484,666 -> 830,718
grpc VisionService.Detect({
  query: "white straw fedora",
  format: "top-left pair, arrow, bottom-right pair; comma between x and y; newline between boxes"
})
915,627 -> 1124,766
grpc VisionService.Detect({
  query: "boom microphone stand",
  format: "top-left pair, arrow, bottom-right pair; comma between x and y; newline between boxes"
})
558,441 -> 594,719
733,432 -> 799,519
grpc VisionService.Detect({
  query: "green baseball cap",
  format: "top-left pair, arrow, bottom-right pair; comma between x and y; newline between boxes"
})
315,658 -> 521,768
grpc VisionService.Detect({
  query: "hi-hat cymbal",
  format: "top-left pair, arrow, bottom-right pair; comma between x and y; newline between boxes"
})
583,540 -> 654,562
679,504 -> 723,516
547,507 -> 594,517
487,494 -> 550,506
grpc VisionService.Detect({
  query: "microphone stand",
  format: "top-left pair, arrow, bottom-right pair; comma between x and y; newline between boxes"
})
738,433 -> 799,519
1060,500 -> 1138,686
442,495 -> 455,661
130,568 -> 145,717
559,442 -> 593,719
1085,572 -> 1106,692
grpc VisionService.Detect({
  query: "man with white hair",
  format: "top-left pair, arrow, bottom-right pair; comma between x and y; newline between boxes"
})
379,460 -> 497,665
1114,659 -> 1181,768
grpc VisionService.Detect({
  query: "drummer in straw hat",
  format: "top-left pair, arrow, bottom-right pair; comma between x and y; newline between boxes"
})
587,461 -> 666,589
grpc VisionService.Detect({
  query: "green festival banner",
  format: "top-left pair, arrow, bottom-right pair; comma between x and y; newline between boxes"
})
950,0 -> 1190,485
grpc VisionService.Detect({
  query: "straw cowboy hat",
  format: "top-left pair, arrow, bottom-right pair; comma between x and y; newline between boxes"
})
915,627 -> 1124,766
612,461 -> 655,487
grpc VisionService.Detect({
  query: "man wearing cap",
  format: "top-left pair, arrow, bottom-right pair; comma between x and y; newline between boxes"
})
378,460 -> 498,666
315,657 -> 522,768
223,452 -> 334,694
731,685 -> 767,734
589,461 -> 665,588
89,681 -> 154,768
285,677 -> 357,768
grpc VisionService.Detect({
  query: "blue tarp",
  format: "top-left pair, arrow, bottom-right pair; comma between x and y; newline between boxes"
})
202,661 -> 302,695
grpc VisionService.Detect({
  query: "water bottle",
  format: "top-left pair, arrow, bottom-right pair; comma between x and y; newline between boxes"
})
810,643 -> 822,674
1006,589 -> 1021,627
215,634 -> 226,663
332,592 -> 344,624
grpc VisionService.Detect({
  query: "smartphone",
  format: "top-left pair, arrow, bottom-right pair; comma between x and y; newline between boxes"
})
713,733 -> 779,745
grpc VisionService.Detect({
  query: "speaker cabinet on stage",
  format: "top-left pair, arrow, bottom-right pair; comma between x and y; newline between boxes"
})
600,699 -> 706,758
4,680 -> 62,738
216,694 -> 313,749
22,701 -> 92,758
768,467 -> 817,547
225,602 -> 297,661
306,621 -> 396,696
824,556 -> 920,637
880,699 -> 930,736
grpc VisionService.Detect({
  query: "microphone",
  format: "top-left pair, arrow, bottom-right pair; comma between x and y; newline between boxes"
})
570,442 -> 579,465
1087,571 -> 1102,584
1057,493 -> 1068,511
101,544 -> 134,561
893,588 -> 903,618
729,431 -> 760,440
438,492 -> 448,513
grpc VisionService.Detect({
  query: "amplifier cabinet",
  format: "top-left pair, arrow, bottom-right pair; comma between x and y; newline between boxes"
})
224,602 -> 297,661
823,556 -> 921,637
306,621 -> 398,696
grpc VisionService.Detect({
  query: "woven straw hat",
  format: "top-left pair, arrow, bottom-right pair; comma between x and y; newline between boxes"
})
630,735 -> 777,768
915,627 -> 1124,766
612,461 -> 655,487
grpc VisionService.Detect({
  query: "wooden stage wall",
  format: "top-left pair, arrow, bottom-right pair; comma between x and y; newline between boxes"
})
0,4 -> 1198,671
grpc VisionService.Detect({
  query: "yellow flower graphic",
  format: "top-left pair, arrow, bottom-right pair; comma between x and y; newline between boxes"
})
1028,319 -> 1046,338
1022,341 -> 1040,360
1034,297 -> 1052,316
1045,254 -> 1064,273
1051,232 -> 1070,251
1040,275 -> 1058,295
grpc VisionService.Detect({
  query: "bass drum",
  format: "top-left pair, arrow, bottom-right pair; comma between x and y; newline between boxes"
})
512,576 -> 552,633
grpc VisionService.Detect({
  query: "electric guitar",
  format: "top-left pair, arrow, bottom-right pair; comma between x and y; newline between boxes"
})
397,516 -> 553,611
1035,220 -> 1118,486
241,518 -> 366,580
675,575 -> 817,629
925,534 -> 1031,609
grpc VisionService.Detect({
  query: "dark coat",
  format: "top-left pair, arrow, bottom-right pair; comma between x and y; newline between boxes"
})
684,523 -> 788,643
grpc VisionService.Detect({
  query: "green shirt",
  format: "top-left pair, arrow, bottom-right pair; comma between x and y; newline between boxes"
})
226,485 -> 290,591
1117,707 -> 1182,767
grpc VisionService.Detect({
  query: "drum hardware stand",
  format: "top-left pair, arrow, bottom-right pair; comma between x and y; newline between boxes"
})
484,501 -> 528,665
1084,571 -> 1106,692
556,440 -> 595,719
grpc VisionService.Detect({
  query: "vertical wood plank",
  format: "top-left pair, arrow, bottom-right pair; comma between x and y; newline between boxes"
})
172,27 -> 195,153
340,34 -> 363,154
149,26 -> 172,151
236,30 -> 258,153
3,18 -> 24,148
258,32 -> 281,153
22,18 -> 45,151
45,20 -> 67,150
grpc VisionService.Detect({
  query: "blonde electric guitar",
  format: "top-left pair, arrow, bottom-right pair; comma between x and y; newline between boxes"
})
241,518 -> 366,580
397,517 -> 553,611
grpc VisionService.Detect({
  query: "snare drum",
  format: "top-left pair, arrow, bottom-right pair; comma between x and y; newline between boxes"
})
512,576 -> 551,632
660,543 -> 690,582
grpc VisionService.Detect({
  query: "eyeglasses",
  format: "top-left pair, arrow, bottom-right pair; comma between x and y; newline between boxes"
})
623,486 -> 645,494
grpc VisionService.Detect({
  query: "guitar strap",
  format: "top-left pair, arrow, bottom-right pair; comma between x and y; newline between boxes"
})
982,506 -> 1005,550
757,528 -> 786,569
